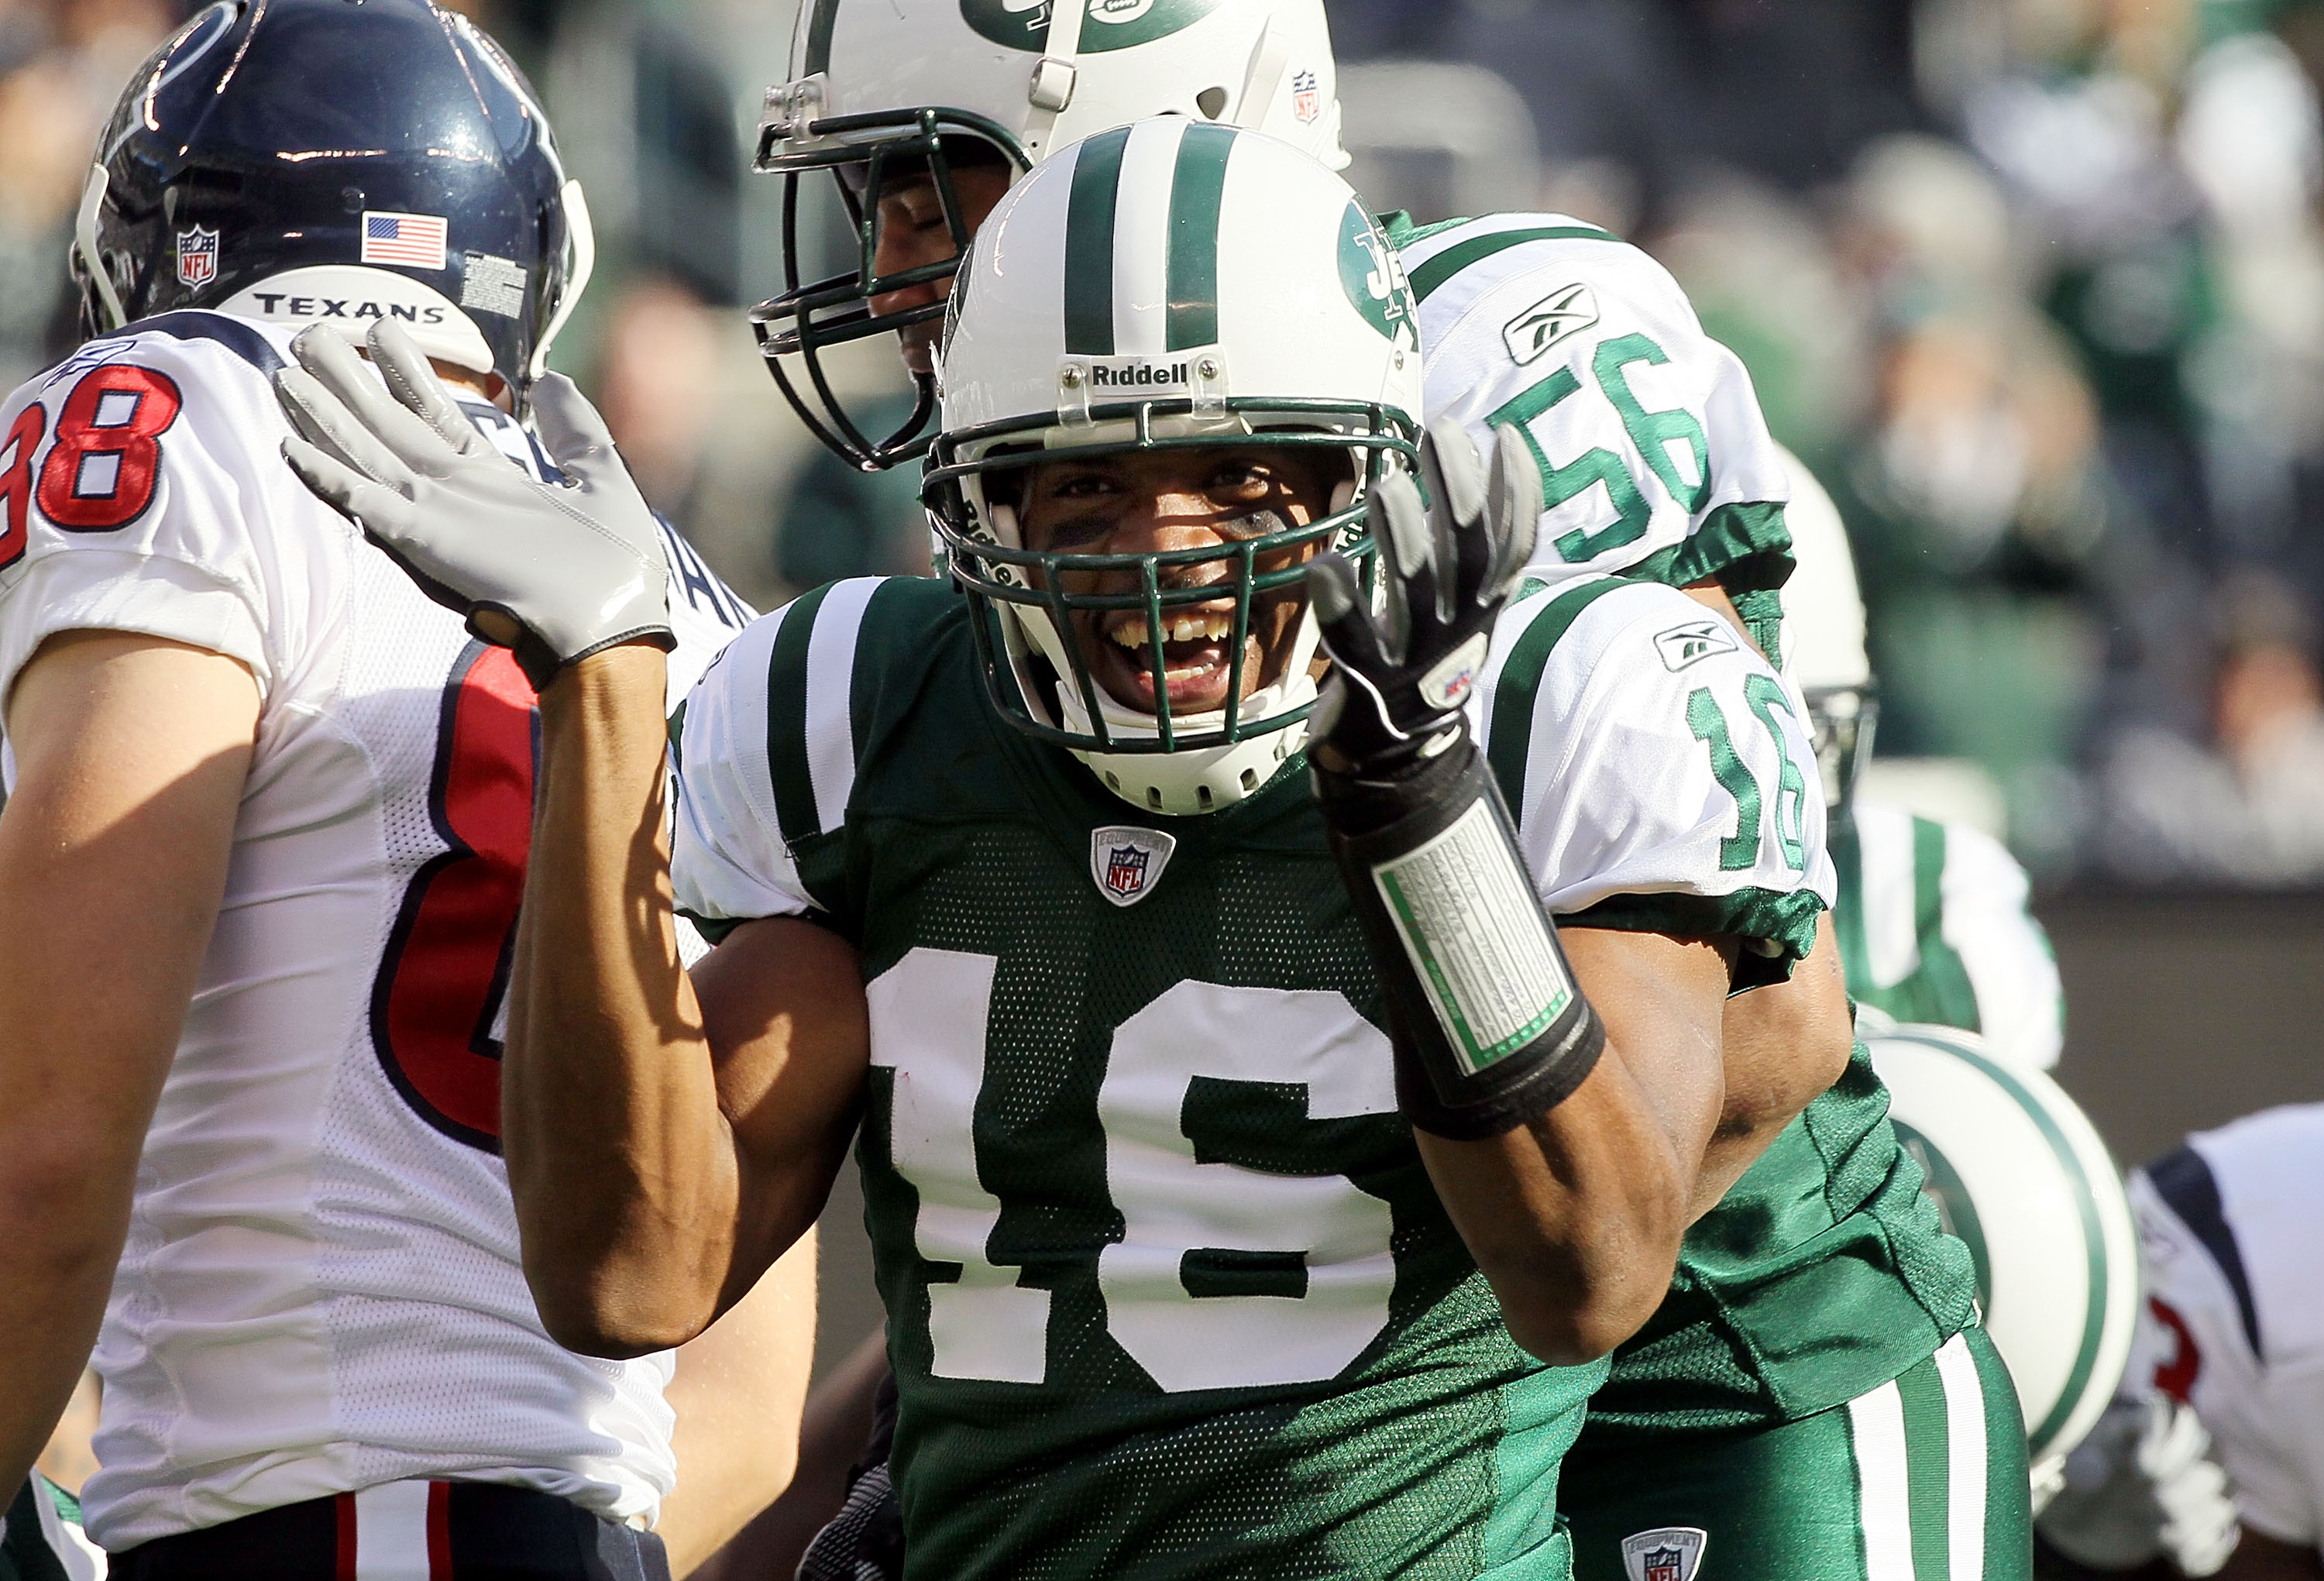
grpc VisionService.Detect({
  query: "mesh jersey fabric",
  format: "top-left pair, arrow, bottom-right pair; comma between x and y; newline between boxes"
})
2126,1106 -> 2324,1547
0,314 -> 753,1548
1830,801 -> 2064,1071
1384,212 -> 1795,610
670,574 -> 1838,1577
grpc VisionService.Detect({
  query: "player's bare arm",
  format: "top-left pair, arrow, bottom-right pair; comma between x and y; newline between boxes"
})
0,632 -> 257,1493
510,647 -> 865,1352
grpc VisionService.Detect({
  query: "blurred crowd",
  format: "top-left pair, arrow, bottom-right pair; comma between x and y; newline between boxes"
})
7,0 -> 2324,887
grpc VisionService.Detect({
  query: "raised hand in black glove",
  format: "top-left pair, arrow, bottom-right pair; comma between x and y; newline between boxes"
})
1307,416 -> 1541,777
1304,418 -> 1603,1140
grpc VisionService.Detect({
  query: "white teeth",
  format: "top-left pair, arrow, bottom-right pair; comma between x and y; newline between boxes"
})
1109,612 -> 1234,649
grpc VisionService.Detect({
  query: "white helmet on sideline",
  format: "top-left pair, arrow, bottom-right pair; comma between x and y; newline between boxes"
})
1776,445 -> 1877,810
924,119 -> 1420,816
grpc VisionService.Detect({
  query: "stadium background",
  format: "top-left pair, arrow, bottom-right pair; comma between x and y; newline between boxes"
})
2,0 -> 2318,1381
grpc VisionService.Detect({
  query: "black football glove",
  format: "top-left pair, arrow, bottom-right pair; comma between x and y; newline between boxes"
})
1307,416 -> 1542,778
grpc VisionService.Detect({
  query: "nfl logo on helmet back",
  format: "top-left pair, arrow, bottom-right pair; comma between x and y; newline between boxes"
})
1089,827 -> 1177,907
174,225 -> 218,287
1621,1527 -> 1707,1581
1292,69 -> 1322,123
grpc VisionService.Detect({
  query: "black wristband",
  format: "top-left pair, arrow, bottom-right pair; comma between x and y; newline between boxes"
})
1315,737 -> 1605,1139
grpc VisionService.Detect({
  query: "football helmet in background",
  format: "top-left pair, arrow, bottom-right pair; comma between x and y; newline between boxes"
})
925,119 -> 1418,816
751,0 -> 1349,469
1776,445 -> 1878,813
1865,1020 -> 2142,1505
74,0 -> 591,408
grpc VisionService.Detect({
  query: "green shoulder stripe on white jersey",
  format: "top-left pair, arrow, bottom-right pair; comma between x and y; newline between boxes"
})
1483,576 -> 1631,811
1406,222 -> 1621,303
762,576 -> 892,847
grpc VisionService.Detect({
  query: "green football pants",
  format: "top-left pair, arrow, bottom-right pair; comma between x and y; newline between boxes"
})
1562,1329 -> 2032,1581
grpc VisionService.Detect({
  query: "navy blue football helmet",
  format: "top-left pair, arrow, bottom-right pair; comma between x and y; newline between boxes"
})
74,0 -> 592,407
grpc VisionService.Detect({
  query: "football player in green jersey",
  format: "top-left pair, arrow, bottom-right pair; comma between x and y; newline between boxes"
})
267,121 -> 2003,1578
748,5 -> 2033,1578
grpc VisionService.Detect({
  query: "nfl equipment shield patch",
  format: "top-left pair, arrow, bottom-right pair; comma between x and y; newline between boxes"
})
1291,69 -> 1322,123
1090,826 -> 1176,907
175,225 -> 219,288
1621,1527 -> 1707,1581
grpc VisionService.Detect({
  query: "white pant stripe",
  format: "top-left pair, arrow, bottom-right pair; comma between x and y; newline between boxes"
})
1848,1379 -> 1917,1581
352,1480 -> 435,1581
1934,1333 -> 1989,1581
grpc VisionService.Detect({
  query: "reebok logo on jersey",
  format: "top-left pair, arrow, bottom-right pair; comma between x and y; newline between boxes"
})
1092,827 -> 1176,906
1502,282 -> 1598,366
1621,1527 -> 1707,1581
1653,619 -> 1738,672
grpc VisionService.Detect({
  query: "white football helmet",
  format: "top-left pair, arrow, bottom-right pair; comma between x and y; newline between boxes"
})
751,0 -> 1349,467
1775,445 -> 1878,811
925,119 -> 1421,816
1864,1021 -> 2142,1505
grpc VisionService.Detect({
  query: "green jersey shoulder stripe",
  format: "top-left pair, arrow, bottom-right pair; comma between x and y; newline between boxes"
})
1064,125 -> 1132,356
761,576 -> 894,847
1165,122 -> 1234,351
1483,576 -> 1631,812
1407,223 -> 1622,303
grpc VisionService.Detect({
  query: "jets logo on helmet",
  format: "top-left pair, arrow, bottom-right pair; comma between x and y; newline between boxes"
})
750,0 -> 1351,470
925,119 -> 1418,816
1337,202 -> 1416,349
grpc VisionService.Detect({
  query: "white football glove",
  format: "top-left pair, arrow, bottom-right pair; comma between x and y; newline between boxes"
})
2039,1396 -> 2241,1576
277,320 -> 671,689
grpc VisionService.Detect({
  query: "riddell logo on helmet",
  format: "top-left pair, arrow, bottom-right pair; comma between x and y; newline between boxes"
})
1086,360 -> 1189,389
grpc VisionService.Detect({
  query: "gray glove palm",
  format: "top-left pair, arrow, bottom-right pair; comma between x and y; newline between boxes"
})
277,320 -> 671,689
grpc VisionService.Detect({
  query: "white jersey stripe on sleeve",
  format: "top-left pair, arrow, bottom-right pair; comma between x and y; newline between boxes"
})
804,577 -> 884,836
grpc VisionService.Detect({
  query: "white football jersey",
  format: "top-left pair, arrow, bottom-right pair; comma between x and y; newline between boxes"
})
2125,1105 -> 2324,1551
0,312 -> 753,1549
1394,214 -> 1794,595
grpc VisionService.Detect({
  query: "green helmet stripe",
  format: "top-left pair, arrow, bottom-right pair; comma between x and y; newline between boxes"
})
1484,577 -> 1631,810
1063,125 -> 1133,356
1164,122 -> 1236,352
803,0 -> 841,76
1408,225 -> 1620,304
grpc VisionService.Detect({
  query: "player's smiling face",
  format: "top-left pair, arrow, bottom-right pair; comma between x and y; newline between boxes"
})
1016,445 -> 1342,717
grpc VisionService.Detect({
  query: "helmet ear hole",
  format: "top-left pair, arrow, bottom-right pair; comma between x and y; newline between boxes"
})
1195,86 -> 1229,119
1329,479 -> 1356,515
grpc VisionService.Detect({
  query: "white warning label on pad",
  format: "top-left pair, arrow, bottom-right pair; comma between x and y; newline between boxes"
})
1372,799 -> 1571,1075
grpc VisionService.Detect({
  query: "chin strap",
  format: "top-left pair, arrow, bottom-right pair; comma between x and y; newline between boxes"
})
1019,0 -> 1088,162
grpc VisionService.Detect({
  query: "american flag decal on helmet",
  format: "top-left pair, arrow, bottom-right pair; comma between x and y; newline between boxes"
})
361,211 -> 449,270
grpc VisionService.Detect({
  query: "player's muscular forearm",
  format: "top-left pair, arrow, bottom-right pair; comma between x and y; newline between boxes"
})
0,633 -> 257,1495
1697,916 -> 1852,1218
1416,927 -> 1731,1364
509,649 -> 864,1355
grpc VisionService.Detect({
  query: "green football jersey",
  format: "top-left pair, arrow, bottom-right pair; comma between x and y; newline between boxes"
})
670,573 -> 1890,1576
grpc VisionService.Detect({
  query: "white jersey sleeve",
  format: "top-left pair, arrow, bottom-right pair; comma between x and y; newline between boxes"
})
1391,214 -> 1793,597
0,319 -> 325,706
1938,817 -> 2064,1069
1471,575 -> 1834,979
669,583 -> 884,933
2128,1107 -> 2324,1549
